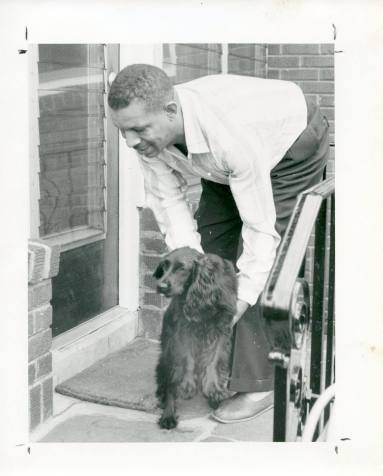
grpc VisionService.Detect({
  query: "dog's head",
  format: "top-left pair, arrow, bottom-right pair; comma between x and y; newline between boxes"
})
153,246 -> 237,321
153,247 -> 202,298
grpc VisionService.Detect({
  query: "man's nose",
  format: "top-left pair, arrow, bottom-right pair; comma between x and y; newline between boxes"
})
122,130 -> 140,148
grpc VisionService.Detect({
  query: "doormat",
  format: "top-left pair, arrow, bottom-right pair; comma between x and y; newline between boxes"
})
55,338 -> 212,419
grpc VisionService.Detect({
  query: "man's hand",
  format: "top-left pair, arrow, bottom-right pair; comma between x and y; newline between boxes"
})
231,299 -> 250,327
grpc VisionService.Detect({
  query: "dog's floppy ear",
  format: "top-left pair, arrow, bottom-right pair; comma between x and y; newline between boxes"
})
183,255 -> 223,319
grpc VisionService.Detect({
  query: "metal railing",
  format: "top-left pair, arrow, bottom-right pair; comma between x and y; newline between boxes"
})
260,177 -> 335,442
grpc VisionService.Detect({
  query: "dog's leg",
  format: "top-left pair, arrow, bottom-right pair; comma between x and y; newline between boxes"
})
155,351 -> 179,429
178,338 -> 197,400
201,332 -> 232,409
158,386 -> 178,430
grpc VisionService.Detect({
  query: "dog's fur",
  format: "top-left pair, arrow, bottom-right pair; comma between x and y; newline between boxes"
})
153,246 -> 237,429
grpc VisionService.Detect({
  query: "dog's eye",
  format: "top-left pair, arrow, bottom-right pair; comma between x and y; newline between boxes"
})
173,262 -> 185,272
153,265 -> 164,279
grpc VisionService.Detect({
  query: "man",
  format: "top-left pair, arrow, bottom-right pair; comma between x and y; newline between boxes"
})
108,63 -> 330,423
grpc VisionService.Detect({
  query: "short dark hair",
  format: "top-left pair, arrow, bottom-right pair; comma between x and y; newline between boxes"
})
108,64 -> 173,111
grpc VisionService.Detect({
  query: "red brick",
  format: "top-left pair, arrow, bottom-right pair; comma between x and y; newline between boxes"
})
299,82 -> 334,94
42,377 -> 53,421
28,329 -> 52,362
267,69 -> 280,79
267,45 -> 281,55
36,353 -> 52,380
28,311 -> 34,337
280,69 -> 319,81
141,236 -> 168,255
282,44 -> 320,55
268,56 -> 300,68
144,273 -> 157,291
140,208 -> 160,232
29,384 -> 41,430
319,95 -> 334,107
33,304 -> 53,333
302,56 -> 334,68
320,69 -> 334,81
228,44 -> 257,58
321,107 -> 334,121
28,244 -> 46,284
141,254 -> 161,273
320,44 -> 334,55
29,363 -> 36,386
138,306 -> 163,339
28,280 -> 52,310
144,291 -> 168,309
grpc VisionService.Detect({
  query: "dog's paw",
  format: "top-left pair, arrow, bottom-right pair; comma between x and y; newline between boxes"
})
207,391 -> 226,409
207,396 -> 221,410
179,378 -> 197,400
206,388 -> 230,410
158,414 -> 178,430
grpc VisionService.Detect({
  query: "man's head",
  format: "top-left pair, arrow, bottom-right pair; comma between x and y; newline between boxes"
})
108,64 -> 184,158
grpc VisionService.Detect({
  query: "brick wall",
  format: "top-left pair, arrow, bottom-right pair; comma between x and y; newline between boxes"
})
267,44 -> 334,146
28,240 -> 60,432
266,44 -> 335,304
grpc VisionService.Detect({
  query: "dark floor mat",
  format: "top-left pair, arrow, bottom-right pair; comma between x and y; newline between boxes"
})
55,338 -> 212,419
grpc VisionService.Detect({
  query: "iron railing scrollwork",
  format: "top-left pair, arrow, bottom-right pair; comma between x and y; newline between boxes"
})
260,177 -> 335,442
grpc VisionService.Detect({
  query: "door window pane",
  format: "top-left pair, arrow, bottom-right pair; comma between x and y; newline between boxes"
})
51,241 -> 108,336
38,44 -> 106,236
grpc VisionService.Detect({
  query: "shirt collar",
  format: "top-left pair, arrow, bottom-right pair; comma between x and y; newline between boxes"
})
173,85 -> 210,155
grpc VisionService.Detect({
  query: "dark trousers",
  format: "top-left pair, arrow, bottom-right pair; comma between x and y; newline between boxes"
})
195,101 -> 330,392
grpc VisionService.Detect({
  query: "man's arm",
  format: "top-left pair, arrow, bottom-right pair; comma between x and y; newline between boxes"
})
227,146 -> 281,311
139,154 -> 203,252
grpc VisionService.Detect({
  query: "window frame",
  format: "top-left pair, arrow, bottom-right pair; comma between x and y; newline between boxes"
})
29,44 -> 109,251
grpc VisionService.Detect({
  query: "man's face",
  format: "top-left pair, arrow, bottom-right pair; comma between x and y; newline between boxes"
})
110,99 -> 175,158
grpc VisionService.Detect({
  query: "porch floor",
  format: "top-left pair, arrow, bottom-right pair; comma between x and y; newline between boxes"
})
33,389 -> 273,443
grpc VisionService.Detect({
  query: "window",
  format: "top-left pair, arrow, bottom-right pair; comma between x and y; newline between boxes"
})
163,43 -> 222,83
31,44 -> 119,336
37,44 -> 106,242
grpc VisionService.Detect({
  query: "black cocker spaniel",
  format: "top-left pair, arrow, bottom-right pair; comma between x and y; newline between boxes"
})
153,246 -> 237,429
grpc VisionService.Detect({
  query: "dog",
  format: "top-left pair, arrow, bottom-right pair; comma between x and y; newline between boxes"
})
153,246 -> 238,429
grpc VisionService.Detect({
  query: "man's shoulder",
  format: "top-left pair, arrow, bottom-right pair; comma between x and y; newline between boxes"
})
176,74 -> 297,98
176,73 -> 256,90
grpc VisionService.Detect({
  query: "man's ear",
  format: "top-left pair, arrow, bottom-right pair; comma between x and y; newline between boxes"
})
164,101 -> 178,118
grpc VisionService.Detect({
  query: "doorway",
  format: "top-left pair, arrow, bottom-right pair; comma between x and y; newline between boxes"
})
35,44 -> 119,336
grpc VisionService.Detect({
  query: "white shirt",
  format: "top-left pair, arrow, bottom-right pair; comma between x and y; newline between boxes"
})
138,74 -> 307,305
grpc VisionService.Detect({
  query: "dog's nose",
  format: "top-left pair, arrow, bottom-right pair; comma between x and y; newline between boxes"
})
157,282 -> 170,294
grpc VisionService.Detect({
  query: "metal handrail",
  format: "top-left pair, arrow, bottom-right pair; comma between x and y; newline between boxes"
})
261,177 -> 334,323
260,177 -> 335,442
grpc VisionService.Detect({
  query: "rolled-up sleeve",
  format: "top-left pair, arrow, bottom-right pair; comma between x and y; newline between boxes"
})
138,154 -> 203,252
